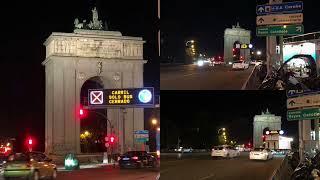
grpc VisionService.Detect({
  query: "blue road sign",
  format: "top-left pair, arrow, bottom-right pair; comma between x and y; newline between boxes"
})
287,90 -> 320,98
256,1 -> 303,15
134,130 -> 149,143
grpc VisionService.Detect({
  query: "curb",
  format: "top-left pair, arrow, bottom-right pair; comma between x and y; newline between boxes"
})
57,163 -> 118,171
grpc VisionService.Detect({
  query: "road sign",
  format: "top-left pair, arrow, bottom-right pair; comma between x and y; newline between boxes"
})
88,88 -> 154,108
256,13 -> 303,26
256,24 -> 304,36
287,94 -> 320,109
256,1 -> 303,15
287,108 -> 320,121
287,90 -> 320,98
134,130 -> 149,143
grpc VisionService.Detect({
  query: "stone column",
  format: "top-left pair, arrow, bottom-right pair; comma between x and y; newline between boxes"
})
303,120 -> 312,154
315,119 -> 319,149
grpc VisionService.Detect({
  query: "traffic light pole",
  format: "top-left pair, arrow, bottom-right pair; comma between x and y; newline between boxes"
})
87,110 -> 115,165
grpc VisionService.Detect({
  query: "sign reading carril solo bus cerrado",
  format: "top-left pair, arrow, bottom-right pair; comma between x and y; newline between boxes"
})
88,88 -> 154,108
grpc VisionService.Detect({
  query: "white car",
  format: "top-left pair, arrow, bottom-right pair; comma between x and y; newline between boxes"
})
232,61 -> 249,70
211,145 -> 240,158
249,148 -> 273,160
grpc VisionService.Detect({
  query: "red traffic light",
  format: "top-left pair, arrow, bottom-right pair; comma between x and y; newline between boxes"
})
110,136 -> 115,143
28,139 -> 33,145
79,107 -> 87,118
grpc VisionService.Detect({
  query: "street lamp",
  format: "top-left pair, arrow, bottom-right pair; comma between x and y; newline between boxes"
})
256,51 -> 262,56
186,40 -> 195,47
152,119 -> 158,125
218,128 -> 226,134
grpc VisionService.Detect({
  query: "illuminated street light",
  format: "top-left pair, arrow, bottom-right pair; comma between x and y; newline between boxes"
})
151,119 -> 158,125
191,45 -> 195,48
84,131 -> 90,136
222,128 -> 225,131
223,132 -> 226,136
256,51 -> 262,56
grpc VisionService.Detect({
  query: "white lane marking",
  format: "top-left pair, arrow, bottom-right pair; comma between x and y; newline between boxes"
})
198,174 -> 215,180
241,66 -> 257,90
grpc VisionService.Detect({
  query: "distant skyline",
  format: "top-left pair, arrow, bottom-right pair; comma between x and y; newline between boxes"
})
161,91 -> 297,149
161,0 -> 320,60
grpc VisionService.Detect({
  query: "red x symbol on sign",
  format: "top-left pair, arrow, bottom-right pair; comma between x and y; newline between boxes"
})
90,91 -> 103,104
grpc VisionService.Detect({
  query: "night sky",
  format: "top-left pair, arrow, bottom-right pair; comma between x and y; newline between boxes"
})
0,0 -> 158,151
162,0 -> 320,60
161,91 -> 298,149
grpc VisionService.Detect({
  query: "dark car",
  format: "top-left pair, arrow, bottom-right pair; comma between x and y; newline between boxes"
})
118,151 -> 157,169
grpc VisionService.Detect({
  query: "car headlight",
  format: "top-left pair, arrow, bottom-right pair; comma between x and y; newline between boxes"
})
197,60 -> 204,66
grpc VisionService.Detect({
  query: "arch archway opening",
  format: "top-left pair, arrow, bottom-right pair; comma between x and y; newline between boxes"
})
80,76 -> 107,153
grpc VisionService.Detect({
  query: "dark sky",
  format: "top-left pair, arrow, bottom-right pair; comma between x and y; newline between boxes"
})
0,0 -> 158,150
161,91 -> 298,149
162,0 -> 320,60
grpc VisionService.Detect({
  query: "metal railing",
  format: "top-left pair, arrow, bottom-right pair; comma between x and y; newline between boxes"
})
284,31 -> 320,44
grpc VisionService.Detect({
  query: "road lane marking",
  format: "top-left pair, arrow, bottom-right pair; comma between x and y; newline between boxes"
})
198,174 -> 215,180
241,66 -> 257,90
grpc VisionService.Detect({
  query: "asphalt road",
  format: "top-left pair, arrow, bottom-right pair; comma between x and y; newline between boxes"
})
0,166 -> 159,180
160,64 -> 255,90
160,152 -> 285,180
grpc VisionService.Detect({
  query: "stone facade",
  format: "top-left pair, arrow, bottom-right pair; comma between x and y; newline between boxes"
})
253,109 -> 281,148
43,29 -> 146,155
224,24 -> 251,64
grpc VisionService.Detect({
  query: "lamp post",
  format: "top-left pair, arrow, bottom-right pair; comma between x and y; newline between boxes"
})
151,118 -> 160,153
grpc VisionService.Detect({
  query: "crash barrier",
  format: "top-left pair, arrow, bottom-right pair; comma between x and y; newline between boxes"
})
270,155 -> 292,180
242,65 -> 263,90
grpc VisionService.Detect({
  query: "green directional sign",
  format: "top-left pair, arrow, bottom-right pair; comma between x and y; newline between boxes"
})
257,25 -> 304,36
287,108 -> 320,121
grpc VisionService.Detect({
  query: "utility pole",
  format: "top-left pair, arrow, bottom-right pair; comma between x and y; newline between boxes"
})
266,0 -> 282,76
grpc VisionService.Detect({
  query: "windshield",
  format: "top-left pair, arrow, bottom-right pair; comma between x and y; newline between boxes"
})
8,153 -> 29,162
125,151 -> 146,156
253,148 -> 265,151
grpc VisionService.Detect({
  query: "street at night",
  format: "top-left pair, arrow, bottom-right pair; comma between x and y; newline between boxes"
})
161,64 -> 255,90
161,152 -> 285,180
0,165 -> 159,180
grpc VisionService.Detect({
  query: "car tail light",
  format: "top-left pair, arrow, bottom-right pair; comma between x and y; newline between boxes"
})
132,156 -> 139,160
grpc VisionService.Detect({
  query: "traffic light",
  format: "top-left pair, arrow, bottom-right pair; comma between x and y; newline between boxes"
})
28,138 -> 33,145
79,107 -> 87,118
26,137 -> 34,152
110,136 -> 115,144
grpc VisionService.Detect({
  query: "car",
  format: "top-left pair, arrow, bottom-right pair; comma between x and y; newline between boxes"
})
249,148 -> 273,160
3,151 -> 57,180
211,145 -> 240,158
232,61 -> 249,70
118,151 -> 158,169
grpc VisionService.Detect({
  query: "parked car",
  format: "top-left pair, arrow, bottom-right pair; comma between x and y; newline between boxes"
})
249,148 -> 273,160
211,145 -> 240,158
3,151 -> 57,180
118,151 -> 158,169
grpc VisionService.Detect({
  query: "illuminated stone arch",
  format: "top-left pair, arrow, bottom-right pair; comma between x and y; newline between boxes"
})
253,109 -> 281,148
224,23 -> 251,64
43,29 -> 146,155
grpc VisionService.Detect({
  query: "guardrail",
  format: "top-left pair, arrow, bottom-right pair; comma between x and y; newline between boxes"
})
270,155 -> 293,180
